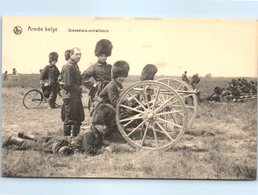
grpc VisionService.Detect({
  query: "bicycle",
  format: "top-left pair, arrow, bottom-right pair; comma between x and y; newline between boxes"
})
23,86 -> 63,109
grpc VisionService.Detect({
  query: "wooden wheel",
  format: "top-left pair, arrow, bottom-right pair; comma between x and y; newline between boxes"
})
116,81 -> 188,150
157,78 -> 198,128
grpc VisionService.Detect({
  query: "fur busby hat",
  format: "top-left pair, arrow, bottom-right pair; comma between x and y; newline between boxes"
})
112,60 -> 130,79
95,39 -> 113,57
92,104 -> 116,125
140,64 -> 158,81
49,52 -> 58,62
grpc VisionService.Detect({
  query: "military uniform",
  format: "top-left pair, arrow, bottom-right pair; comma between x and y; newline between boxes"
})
3,126 -> 103,156
92,61 -> 130,136
60,58 -> 85,136
82,39 -> 113,113
40,52 -> 60,108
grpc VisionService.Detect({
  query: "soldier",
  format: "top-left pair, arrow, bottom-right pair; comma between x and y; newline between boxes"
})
140,64 -> 158,81
12,68 -> 17,75
2,104 -> 116,156
81,39 -> 113,114
92,61 -> 130,136
60,47 -> 85,137
182,71 -> 189,84
98,60 -> 130,107
40,52 -> 60,109
3,70 -> 8,81
190,73 -> 200,89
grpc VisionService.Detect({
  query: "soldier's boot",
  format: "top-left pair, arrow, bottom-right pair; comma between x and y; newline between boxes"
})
18,131 -> 35,140
63,125 -> 71,136
2,135 -> 25,147
71,124 -> 80,137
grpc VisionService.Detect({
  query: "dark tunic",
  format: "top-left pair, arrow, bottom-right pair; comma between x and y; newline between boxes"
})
40,64 -> 60,105
60,59 -> 84,125
81,61 -> 112,89
99,79 -> 123,108
14,126 -> 103,155
60,60 -> 82,100
40,64 -> 60,85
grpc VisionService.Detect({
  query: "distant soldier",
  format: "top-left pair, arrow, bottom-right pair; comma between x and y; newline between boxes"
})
3,104 -> 116,156
12,68 -> 17,75
82,39 -> 113,114
182,71 -> 189,84
190,73 -> 200,89
40,52 -> 60,109
3,70 -> 8,81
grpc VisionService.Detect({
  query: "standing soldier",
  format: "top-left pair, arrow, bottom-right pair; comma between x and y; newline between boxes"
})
40,52 -> 60,109
81,39 -> 113,114
60,47 -> 85,137
182,71 -> 189,84
3,70 -> 8,81
190,73 -> 200,89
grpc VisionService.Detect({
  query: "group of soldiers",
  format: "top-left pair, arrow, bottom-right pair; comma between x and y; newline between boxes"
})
206,78 -> 257,103
181,71 -> 200,90
3,39 -> 158,156
2,68 -> 18,81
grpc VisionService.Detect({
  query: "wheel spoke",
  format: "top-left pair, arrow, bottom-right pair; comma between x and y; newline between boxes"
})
155,96 -> 174,113
128,120 -> 146,136
120,104 -> 144,114
141,123 -> 149,146
157,117 -> 183,128
155,122 -> 174,141
150,124 -> 159,147
176,83 -> 183,91
120,114 -> 144,122
181,94 -> 193,99
143,84 -> 151,109
152,86 -> 161,111
128,92 -> 147,111
156,110 -> 183,116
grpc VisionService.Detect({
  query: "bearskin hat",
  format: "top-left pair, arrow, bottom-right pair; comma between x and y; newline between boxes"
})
81,130 -> 103,155
49,52 -> 58,62
112,60 -> 130,79
95,39 -> 113,57
92,104 -> 116,125
140,64 -> 158,81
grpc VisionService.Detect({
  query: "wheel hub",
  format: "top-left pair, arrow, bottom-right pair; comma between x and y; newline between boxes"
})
144,110 -> 157,123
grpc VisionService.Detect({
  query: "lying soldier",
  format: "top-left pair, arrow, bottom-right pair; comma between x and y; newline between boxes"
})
2,104 -> 116,156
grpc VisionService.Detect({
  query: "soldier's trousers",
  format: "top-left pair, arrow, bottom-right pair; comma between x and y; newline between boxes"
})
14,136 -> 61,153
61,97 -> 85,136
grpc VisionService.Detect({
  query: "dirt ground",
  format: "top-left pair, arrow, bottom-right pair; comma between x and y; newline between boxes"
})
1,86 -> 257,179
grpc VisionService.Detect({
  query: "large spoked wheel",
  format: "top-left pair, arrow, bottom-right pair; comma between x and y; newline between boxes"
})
23,89 -> 43,109
116,81 -> 188,151
157,78 -> 198,128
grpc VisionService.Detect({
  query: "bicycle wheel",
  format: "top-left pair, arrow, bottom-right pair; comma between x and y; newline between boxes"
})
23,89 -> 43,109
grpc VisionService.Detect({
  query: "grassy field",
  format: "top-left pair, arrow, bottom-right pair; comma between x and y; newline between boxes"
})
1,75 -> 257,179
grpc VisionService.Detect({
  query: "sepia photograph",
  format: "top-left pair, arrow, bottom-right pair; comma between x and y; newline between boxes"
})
1,16 -> 257,179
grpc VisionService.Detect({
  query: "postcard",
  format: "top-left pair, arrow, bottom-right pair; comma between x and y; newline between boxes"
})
1,16 -> 257,179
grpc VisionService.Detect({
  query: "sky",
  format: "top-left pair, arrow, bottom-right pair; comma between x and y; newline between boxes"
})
2,16 -> 257,77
